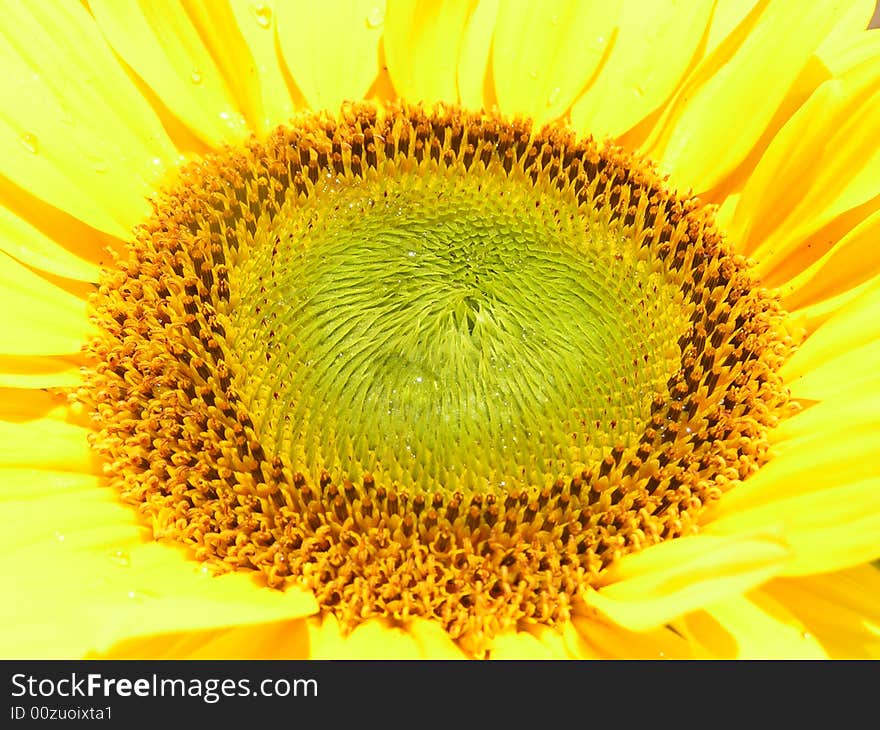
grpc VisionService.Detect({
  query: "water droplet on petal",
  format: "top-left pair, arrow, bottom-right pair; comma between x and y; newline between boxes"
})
547,87 -> 561,106
365,6 -> 385,28
253,3 -> 272,28
529,69 -> 539,80
108,549 -> 130,567
190,69 -> 202,85
21,132 -> 39,154
54,530 -> 65,542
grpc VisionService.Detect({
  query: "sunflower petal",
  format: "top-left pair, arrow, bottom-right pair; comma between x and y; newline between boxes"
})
782,276 -> 880,384
0,252 -> 92,357
90,0 -> 249,147
406,619 -> 467,659
571,0 -> 713,141
0,468 -> 318,658
0,204 -> 99,283
384,0 -> 473,104
570,613 -> 695,659
708,477 -> 880,576
181,0 -> 299,136
0,355 -> 83,390
0,0 -> 177,238
276,0 -> 384,113
492,0 -> 622,128
489,628 -> 565,659
645,0 -> 842,194
703,594 -> 828,658
96,618 -> 311,659
781,208 -> 880,314
732,58 -> 880,276
762,565 -> 880,659
582,531 -> 790,632
307,616 -> 422,659
456,0 -> 499,109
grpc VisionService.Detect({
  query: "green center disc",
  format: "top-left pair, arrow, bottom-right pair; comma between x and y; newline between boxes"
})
232,158 -> 687,495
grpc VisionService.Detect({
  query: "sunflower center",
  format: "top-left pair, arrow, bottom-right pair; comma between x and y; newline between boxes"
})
235,148 -> 687,496
82,103 -> 793,657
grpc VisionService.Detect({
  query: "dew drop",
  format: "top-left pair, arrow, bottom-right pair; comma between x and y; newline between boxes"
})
253,3 -> 272,28
108,549 -> 130,567
546,87 -> 561,106
190,69 -> 202,85
54,530 -> 65,542
21,132 -> 39,154
365,5 -> 385,28
529,69 -> 539,80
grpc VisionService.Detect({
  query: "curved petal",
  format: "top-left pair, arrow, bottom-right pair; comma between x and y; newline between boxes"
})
492,0 -> 622,128
782,276 -> 880,385
730,57 -> 880,276
571,0 -> 714,141
0,252 -> 93,357
0,203 -> 99,282
582,531 -> 790,632
181,0 -> 300,136
276,0 -> 384,113
456,0 -> 499,110
0,0 -> 179,238
0,355 -> 83,390
570,613 -> 695,659
644,0 -> 843,194
0,468 -> 318,658
306,615 -> 423,659
384,0 -> 474,104
702,594 -> 827,658
95,618 -> 312,659
781,208 -> 880,314
762,565 -> 880,659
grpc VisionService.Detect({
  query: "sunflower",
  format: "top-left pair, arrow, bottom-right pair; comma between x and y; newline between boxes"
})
2,0 -> 879,661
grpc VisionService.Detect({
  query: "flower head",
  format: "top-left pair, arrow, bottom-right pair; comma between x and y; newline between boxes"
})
2,0 -> 879,659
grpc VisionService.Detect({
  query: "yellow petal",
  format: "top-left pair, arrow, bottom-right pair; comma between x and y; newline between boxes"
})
384,0 -> 474,104
0,203 -> 99,282
489,628 -> 564,659
582,531 -> 790,632
182,0 -> 300,136
731,58 -> 880,275
715,406 -> 880,519
708,477 -> 880,576
703,0 -> 760,58
456,0 -> 499,109
570,612 -> 695,659
644,0 -> 842,194
90,0 -> 249,148
96,618 -> 312,659
492,0 -> 622,128
407,619 -> 467,659
762,565 -> 880,659
0,1 -> 178,238
817,0 -> 879,69
782,276 -> 880,384
571,0 -> 714,141
703,594 -> 827,658
780,208 -> 880,314
0,252 -> 92,356
0,468 -> 318,658
307,616 -> 423,659
276,0 -> 384,113
0,354 -> 83,389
